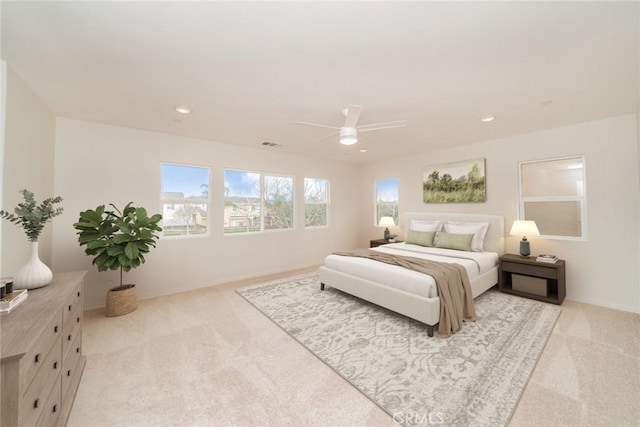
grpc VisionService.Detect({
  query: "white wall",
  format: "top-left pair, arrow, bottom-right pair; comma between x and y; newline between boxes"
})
1,65 -> 56,275
53,119 -> 360,309
357,114 -> 640,313
0,61 -> 6,277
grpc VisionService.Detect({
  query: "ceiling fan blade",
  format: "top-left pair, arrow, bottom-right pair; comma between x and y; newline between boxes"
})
358,120 -> 408,132
344,105 -> 363,128
294,121 -> 341,130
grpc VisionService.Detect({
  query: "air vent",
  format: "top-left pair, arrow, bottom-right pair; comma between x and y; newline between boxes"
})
261,141 -> 281,148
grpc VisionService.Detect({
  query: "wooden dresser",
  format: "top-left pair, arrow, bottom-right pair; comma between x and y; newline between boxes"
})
1,271 -> 87,427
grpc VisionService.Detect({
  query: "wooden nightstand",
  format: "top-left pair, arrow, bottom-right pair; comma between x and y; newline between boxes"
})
498,254 -> 566,304
370,239 -> 403,248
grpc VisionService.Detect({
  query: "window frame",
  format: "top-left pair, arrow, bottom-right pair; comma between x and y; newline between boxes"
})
517,155 -> 587,241
160,162 -> 211,239
223,168 -> 295,235
304,177 -> 330,229
374,178 -> 400,227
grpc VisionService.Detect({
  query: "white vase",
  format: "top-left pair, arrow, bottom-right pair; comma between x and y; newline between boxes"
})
13,241 -> 53,289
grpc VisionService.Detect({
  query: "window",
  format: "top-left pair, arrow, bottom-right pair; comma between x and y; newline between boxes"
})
375,178 -> 399,226
224,170 -> 294,234
160,163 -> 210,237
304,178 -> 329,228
518,156 -> 586,239
264,175 -> 293,230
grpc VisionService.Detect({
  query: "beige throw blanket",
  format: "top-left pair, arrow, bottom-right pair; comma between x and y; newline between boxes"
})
334,249 -> 476,337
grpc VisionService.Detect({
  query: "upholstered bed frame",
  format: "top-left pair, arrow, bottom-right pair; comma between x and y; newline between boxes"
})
318,212 -> 505,336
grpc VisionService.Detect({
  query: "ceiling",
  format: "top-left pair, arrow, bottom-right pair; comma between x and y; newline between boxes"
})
2,2 -> 638,165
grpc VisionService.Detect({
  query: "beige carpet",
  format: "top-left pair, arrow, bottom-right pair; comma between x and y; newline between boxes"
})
237,273 -> 561,426
67,267 -> 640,426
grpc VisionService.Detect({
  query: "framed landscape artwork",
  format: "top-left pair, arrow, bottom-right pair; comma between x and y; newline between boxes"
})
423,158 -> 486,203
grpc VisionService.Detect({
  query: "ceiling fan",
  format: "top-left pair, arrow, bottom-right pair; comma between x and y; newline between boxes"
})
294,105 -> 407,146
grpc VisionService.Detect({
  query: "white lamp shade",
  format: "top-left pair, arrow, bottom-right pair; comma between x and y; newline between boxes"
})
509,220 -> 540,237
378,216 -> 396,228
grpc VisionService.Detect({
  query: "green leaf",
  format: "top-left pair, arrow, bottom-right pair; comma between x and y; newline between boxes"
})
93,252 -> 111,271
119,222 -> 132,234
124,242 -> 139,260
78,233 -> 102,244
112,234 -> 131,244
106,246 -> 125,256
86,240 -> 108,250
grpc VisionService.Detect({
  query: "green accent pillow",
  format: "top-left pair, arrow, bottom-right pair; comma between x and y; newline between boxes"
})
406,230 -> 436,247
435,232 -> 474,251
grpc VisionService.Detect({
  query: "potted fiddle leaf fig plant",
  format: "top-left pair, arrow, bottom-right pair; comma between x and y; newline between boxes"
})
73,202 -> 162,317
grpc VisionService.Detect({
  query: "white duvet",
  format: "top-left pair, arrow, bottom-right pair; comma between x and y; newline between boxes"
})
323,243 -> 499,298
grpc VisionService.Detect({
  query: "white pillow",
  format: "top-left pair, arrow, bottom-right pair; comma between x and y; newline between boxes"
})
443,221 -> 489,252
410,220 -> 442,233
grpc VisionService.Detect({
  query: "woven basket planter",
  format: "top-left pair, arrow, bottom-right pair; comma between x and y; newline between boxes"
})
105,284 -> 137,317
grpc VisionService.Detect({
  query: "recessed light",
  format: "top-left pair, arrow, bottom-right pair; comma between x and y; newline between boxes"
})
359,149 -> 368,153
175,105 -> 192,114
480,116 -> 496,123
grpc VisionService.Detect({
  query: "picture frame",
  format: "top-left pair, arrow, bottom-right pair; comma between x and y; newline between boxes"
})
423,158 -> 486,203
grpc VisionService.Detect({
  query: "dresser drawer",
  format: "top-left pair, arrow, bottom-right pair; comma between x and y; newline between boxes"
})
62,316 -> 82,362
62,283 -> 82,328
22,337 -> 62,427
35,376 -> 61,427
61,331 -> 82,400
21,311 -> 62,391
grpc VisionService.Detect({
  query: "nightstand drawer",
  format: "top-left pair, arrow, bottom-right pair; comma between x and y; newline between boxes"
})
500,261 -> 558,279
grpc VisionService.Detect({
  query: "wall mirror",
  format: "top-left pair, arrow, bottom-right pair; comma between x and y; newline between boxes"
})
519,155 -> 586,240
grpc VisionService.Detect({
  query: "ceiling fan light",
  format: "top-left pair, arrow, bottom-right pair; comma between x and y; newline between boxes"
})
340,136 -> 358,145
339,127 -> 358,145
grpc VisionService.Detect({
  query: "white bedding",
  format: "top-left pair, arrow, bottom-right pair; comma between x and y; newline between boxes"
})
323,243 -> 499,299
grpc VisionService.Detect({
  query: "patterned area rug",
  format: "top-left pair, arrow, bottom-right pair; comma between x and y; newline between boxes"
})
237,272 -> 560,426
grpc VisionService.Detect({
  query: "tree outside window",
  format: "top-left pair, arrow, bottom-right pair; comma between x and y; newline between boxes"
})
224,170 -> 294,234
304,178 -> 329,228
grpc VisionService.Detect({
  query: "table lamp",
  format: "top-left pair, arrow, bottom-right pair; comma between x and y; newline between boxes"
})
378,216 -> 395,240
509,220 -> 540,257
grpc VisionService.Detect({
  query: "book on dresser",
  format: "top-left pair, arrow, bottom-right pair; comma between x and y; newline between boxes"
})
0,289 -> 28,315
536,254 -> 558,263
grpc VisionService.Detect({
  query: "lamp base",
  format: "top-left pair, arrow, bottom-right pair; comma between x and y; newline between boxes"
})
519,240 -> 531,257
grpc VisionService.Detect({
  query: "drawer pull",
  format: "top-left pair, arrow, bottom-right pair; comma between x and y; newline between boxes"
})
76,316 -> 81,323
33,399 -> 39,409
67,334 -> 72,341
52,404 -> 58,413
34,353 -> 41,364
68,304 -> 72,311
53,361 -> 58,370
77,291 -> 81,297
67,369 -> 72,377
76,347 -> 80,353
54,325 -> 59,333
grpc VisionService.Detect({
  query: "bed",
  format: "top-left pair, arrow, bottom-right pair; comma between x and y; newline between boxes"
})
319,212 -> 505,336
